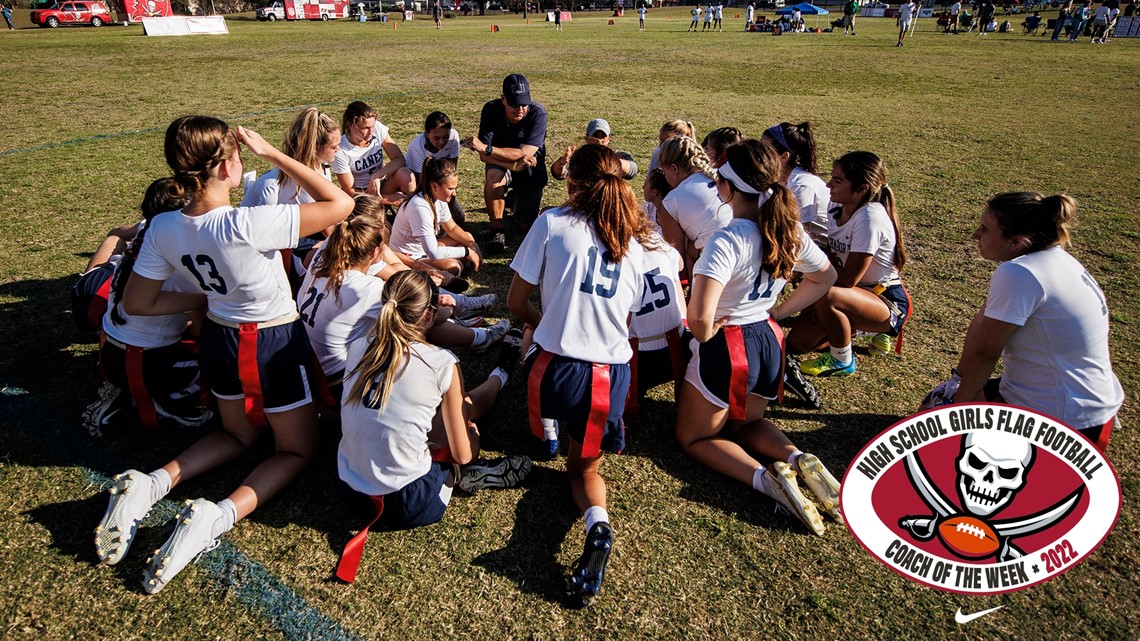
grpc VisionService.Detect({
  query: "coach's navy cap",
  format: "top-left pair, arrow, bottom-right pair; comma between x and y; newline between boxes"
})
502,74 -> 532,107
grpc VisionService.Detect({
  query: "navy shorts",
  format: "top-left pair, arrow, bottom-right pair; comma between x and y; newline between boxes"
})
72,262 -> 115,332
199,317 -> 314,412
635,330 -> 694,395
684,320 -> 782,409
341,461 -> 454,531
880,284 -> 911,336
100,339 -> 200,405
522,346 -> 630,454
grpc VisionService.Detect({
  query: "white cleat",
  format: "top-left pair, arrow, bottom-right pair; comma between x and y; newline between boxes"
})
94,470 -> 156,565
760,462 -> 825,535
794,453 -> 844,524
141,498 -> 222,595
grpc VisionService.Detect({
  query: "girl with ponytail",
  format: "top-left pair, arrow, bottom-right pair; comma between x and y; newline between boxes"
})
922,192 -> 1122,452
656,134 -> 732,279
761,121 -> 830,247
338,269 -> 530,533
507,143 -> 655,608
299,195 -> 512,398
94,115 -> 354,595
241,108 -> 341,208
389,156 -> 482,277
82,178 -> 211,436
677,139 -> 842,536
786,151 -> 912,378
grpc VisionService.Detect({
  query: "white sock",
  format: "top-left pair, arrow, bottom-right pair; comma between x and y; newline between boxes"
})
212,498 -> 238,538
148,469 -> 172,504
830,344 -> 853,365
787,451 -> 802,467
489,367 -> 509,387
583,505 -> 610,534
751,466 -> 768,492
542,418 -> 558,441
471,327 -> 489,348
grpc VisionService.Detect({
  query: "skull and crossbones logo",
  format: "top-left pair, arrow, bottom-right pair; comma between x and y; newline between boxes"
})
899,431 -> 1083,561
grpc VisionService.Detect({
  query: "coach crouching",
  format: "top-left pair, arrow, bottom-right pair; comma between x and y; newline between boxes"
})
463,73 -> 549,255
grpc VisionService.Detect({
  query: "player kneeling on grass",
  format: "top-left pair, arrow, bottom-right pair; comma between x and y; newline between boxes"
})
920,192 -> 1123,452
85,178 -> 214,436
785,151 -> 911,379
676,140 -> 843,535
94,115 -> 355,593
338,270 -> 530,532
299,195 -> 511,404
507,144 -> 656,607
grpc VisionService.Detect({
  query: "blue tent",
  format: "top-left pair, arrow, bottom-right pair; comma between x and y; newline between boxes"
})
776,2 -> 829,14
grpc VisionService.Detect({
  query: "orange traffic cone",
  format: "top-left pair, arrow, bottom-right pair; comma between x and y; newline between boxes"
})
607,18 -> 614,24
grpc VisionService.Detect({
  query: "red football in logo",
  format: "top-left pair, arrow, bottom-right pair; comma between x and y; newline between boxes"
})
937,516 -> 1000,559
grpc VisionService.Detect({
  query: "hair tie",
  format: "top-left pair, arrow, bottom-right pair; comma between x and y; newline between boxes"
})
765,124 -> 790,153
882,182 -> 891,191
717,160 -> 761,195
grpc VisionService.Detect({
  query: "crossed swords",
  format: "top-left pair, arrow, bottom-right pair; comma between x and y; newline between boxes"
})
898,453 -> 1084,562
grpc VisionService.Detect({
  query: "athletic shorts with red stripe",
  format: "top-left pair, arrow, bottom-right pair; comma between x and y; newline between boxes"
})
522,346 -> 630,455
880,284 -> 910,336
636,329 -> 694,396
199,318 -> 315,412
982,378 -> 1114,451
685,320 -> 782,409
72,262 -> 115,332
99,339 -> 201,412
342,462 -> 453,531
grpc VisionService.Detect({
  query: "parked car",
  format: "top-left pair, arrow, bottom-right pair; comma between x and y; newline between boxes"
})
256,0 -> 286,20
30,0 -> 111,27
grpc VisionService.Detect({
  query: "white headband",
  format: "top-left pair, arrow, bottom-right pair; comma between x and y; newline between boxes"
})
716,160 -> 761,195
757,187 -> 774,208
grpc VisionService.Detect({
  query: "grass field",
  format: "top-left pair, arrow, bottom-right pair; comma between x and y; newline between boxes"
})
1,9 -> 1138,640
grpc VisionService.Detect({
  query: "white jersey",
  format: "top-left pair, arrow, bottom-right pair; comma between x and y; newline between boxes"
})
239,166 -> 332,208
297,268 -> 384,379
695,219 -> 829,325
404,128 -> 461,174
332,124 -> 390,191
827,201 -> 900,286
704,6 -> 713,20
133,205 -> 301,323
103,234 -> 199,349
510,206 -> 646,364
338,340 -> 458,496
630,234 -> 685,351
898,1 -> 916,22
786,167 -> 831,247
638,6 -> 646,18
950,1 -> 960,15
660,172 -> 731,251
715,5 -> 723,19
984,246 -> 1124,430
389,193 -> 463,260
746,5 -> 754,21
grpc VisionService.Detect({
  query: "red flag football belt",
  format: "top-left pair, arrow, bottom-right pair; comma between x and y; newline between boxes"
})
723,318 -> 786,419
528,350 -> 612,459
207,311 -> 299,427
101,333 -> 159,429
336,447 -> 458,583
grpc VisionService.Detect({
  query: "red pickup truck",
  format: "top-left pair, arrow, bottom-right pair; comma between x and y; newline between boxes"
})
31,1 -> 112,27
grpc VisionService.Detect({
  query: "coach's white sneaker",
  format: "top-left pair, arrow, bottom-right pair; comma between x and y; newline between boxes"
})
94,470 -> 157,565
760,462 -> 825,536
142,498 -> 222,595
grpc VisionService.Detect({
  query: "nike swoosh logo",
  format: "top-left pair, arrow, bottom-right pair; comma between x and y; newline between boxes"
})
955,606 -> 1004,624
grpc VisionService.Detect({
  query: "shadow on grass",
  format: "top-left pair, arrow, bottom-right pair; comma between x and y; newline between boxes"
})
469,466 -> 579,604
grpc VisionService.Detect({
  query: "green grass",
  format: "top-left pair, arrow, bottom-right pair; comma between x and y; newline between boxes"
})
1,11 -> 1138,640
